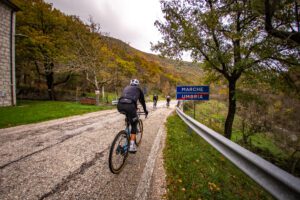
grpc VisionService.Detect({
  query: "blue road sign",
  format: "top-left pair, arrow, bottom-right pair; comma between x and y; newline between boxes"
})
176,86 -> 209,100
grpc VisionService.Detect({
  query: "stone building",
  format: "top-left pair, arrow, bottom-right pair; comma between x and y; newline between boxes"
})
0,0 -> 19,106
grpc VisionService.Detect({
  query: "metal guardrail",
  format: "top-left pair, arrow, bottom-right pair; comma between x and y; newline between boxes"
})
176,107 -> 300,200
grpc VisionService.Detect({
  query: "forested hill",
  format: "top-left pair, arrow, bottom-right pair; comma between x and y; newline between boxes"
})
102,36 -> 203,86
13,0 -> 203,101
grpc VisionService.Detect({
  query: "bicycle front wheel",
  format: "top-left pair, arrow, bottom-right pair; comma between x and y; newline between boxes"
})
136,119 -> 143,146
109,130 -> 129,174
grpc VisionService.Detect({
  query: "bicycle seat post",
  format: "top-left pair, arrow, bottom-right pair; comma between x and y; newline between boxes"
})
125,116 -> 131,135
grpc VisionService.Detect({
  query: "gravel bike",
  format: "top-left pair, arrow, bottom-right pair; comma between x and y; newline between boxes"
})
166,101 -> 170,108
108,111 -> 145,174
153,100 -> 157,109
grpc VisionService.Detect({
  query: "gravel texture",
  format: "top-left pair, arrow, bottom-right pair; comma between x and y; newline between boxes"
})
0,101 -> 175,200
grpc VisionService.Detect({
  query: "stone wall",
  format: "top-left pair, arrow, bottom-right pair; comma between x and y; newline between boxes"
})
0,2 -> 16,106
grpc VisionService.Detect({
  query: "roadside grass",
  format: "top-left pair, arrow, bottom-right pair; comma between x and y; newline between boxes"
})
183,100 -> 293,175
232,130 -> 287,159
165,114 -> 274,200
85,92 -> 119,103
185,100 -> 289,159
0,100 -> 113,129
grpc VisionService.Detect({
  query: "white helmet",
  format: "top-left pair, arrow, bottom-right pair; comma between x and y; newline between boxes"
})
130,79 -> 139,86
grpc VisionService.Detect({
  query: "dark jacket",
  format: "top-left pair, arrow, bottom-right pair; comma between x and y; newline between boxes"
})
119,85 -> 147,112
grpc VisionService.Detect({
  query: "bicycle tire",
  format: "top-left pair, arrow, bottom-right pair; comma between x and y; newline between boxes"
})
136,119 -> 143,146
109,130 -> 129,174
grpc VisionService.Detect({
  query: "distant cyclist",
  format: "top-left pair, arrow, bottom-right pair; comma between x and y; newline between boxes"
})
166,95 -> 171,108
117,79 -> 148,153
153,94 -> 158,108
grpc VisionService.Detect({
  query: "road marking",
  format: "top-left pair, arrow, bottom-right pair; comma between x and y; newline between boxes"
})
134,110 -> 171,200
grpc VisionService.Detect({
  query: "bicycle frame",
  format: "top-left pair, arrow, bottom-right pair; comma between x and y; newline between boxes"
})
153,100 -> 157,108
124,112 -> 144,137
121,115 -> 140,155
125,111 -> 144,138
109,111 -> 145,173
125,118 -> 131,135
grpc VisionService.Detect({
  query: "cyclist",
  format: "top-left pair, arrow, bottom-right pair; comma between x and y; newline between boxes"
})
166,95 -> 171,107
117,79 -> 148,153
153,94 -> 158,108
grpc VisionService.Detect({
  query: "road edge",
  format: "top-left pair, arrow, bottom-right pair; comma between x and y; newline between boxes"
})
134,110 -> 173,200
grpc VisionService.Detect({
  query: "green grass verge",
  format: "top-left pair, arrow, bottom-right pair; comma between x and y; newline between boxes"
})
231,130 -> 287,159
85,92 -> 119,103
185,100 -> 290,165
0,100 -> 113,129
164,114 -> 274,200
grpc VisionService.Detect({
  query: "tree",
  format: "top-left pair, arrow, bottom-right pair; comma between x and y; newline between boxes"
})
253,0 -> 300,93
152,0 -> 280,139
15,0 -> 74,100
71,19 -> 118,105
114,57 -> 137,95
263,0 -> 300,45
237,91 -> 269,145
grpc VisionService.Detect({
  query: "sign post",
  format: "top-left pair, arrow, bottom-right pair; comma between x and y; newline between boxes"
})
176,85 -> 210,134
193,100 -> 196,119
176,86 -> 209,101
176,86 -> 209,119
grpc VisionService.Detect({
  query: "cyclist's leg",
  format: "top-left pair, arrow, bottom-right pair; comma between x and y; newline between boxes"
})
128,109 -> 138,139
124,104 -> 138,150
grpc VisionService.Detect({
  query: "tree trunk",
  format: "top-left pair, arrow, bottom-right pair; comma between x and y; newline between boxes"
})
46,72 -> 55,100
102,86 -> 105,102
95,92 -> 100,106
264,0 -> 300,44
224,79 -> 237,139
93,72 -> 100,106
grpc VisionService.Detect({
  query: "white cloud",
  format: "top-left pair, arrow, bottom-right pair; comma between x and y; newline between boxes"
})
45,0 -> 192,61
45,0 -> 163,53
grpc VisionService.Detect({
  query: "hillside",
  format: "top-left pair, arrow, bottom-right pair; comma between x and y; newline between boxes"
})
103,36 -> 204,86
13,0 -> 204,100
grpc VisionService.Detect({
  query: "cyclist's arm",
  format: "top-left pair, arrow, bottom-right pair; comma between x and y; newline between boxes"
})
138,89 -> 147,113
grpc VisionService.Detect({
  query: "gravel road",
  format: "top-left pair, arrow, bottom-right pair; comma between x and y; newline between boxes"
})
0,101 -> 176,200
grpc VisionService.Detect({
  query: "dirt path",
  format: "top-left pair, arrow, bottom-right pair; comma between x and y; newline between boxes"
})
0,101 -> 175,200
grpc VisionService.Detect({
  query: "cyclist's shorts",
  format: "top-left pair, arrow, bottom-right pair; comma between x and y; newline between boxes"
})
117,103 -> 138,134
117,103 -> 138,122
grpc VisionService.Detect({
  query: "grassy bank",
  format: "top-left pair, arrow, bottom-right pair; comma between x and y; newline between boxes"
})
164,114 -> 273,200
183,100 -> 292,174
0,100 -> 113,129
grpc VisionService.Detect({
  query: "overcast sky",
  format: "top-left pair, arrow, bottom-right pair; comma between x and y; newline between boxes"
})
44,0 -> 164,55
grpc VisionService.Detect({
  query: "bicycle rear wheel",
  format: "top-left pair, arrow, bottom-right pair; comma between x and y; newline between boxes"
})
109,130 -> 129,174
136,119 -> 143,146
